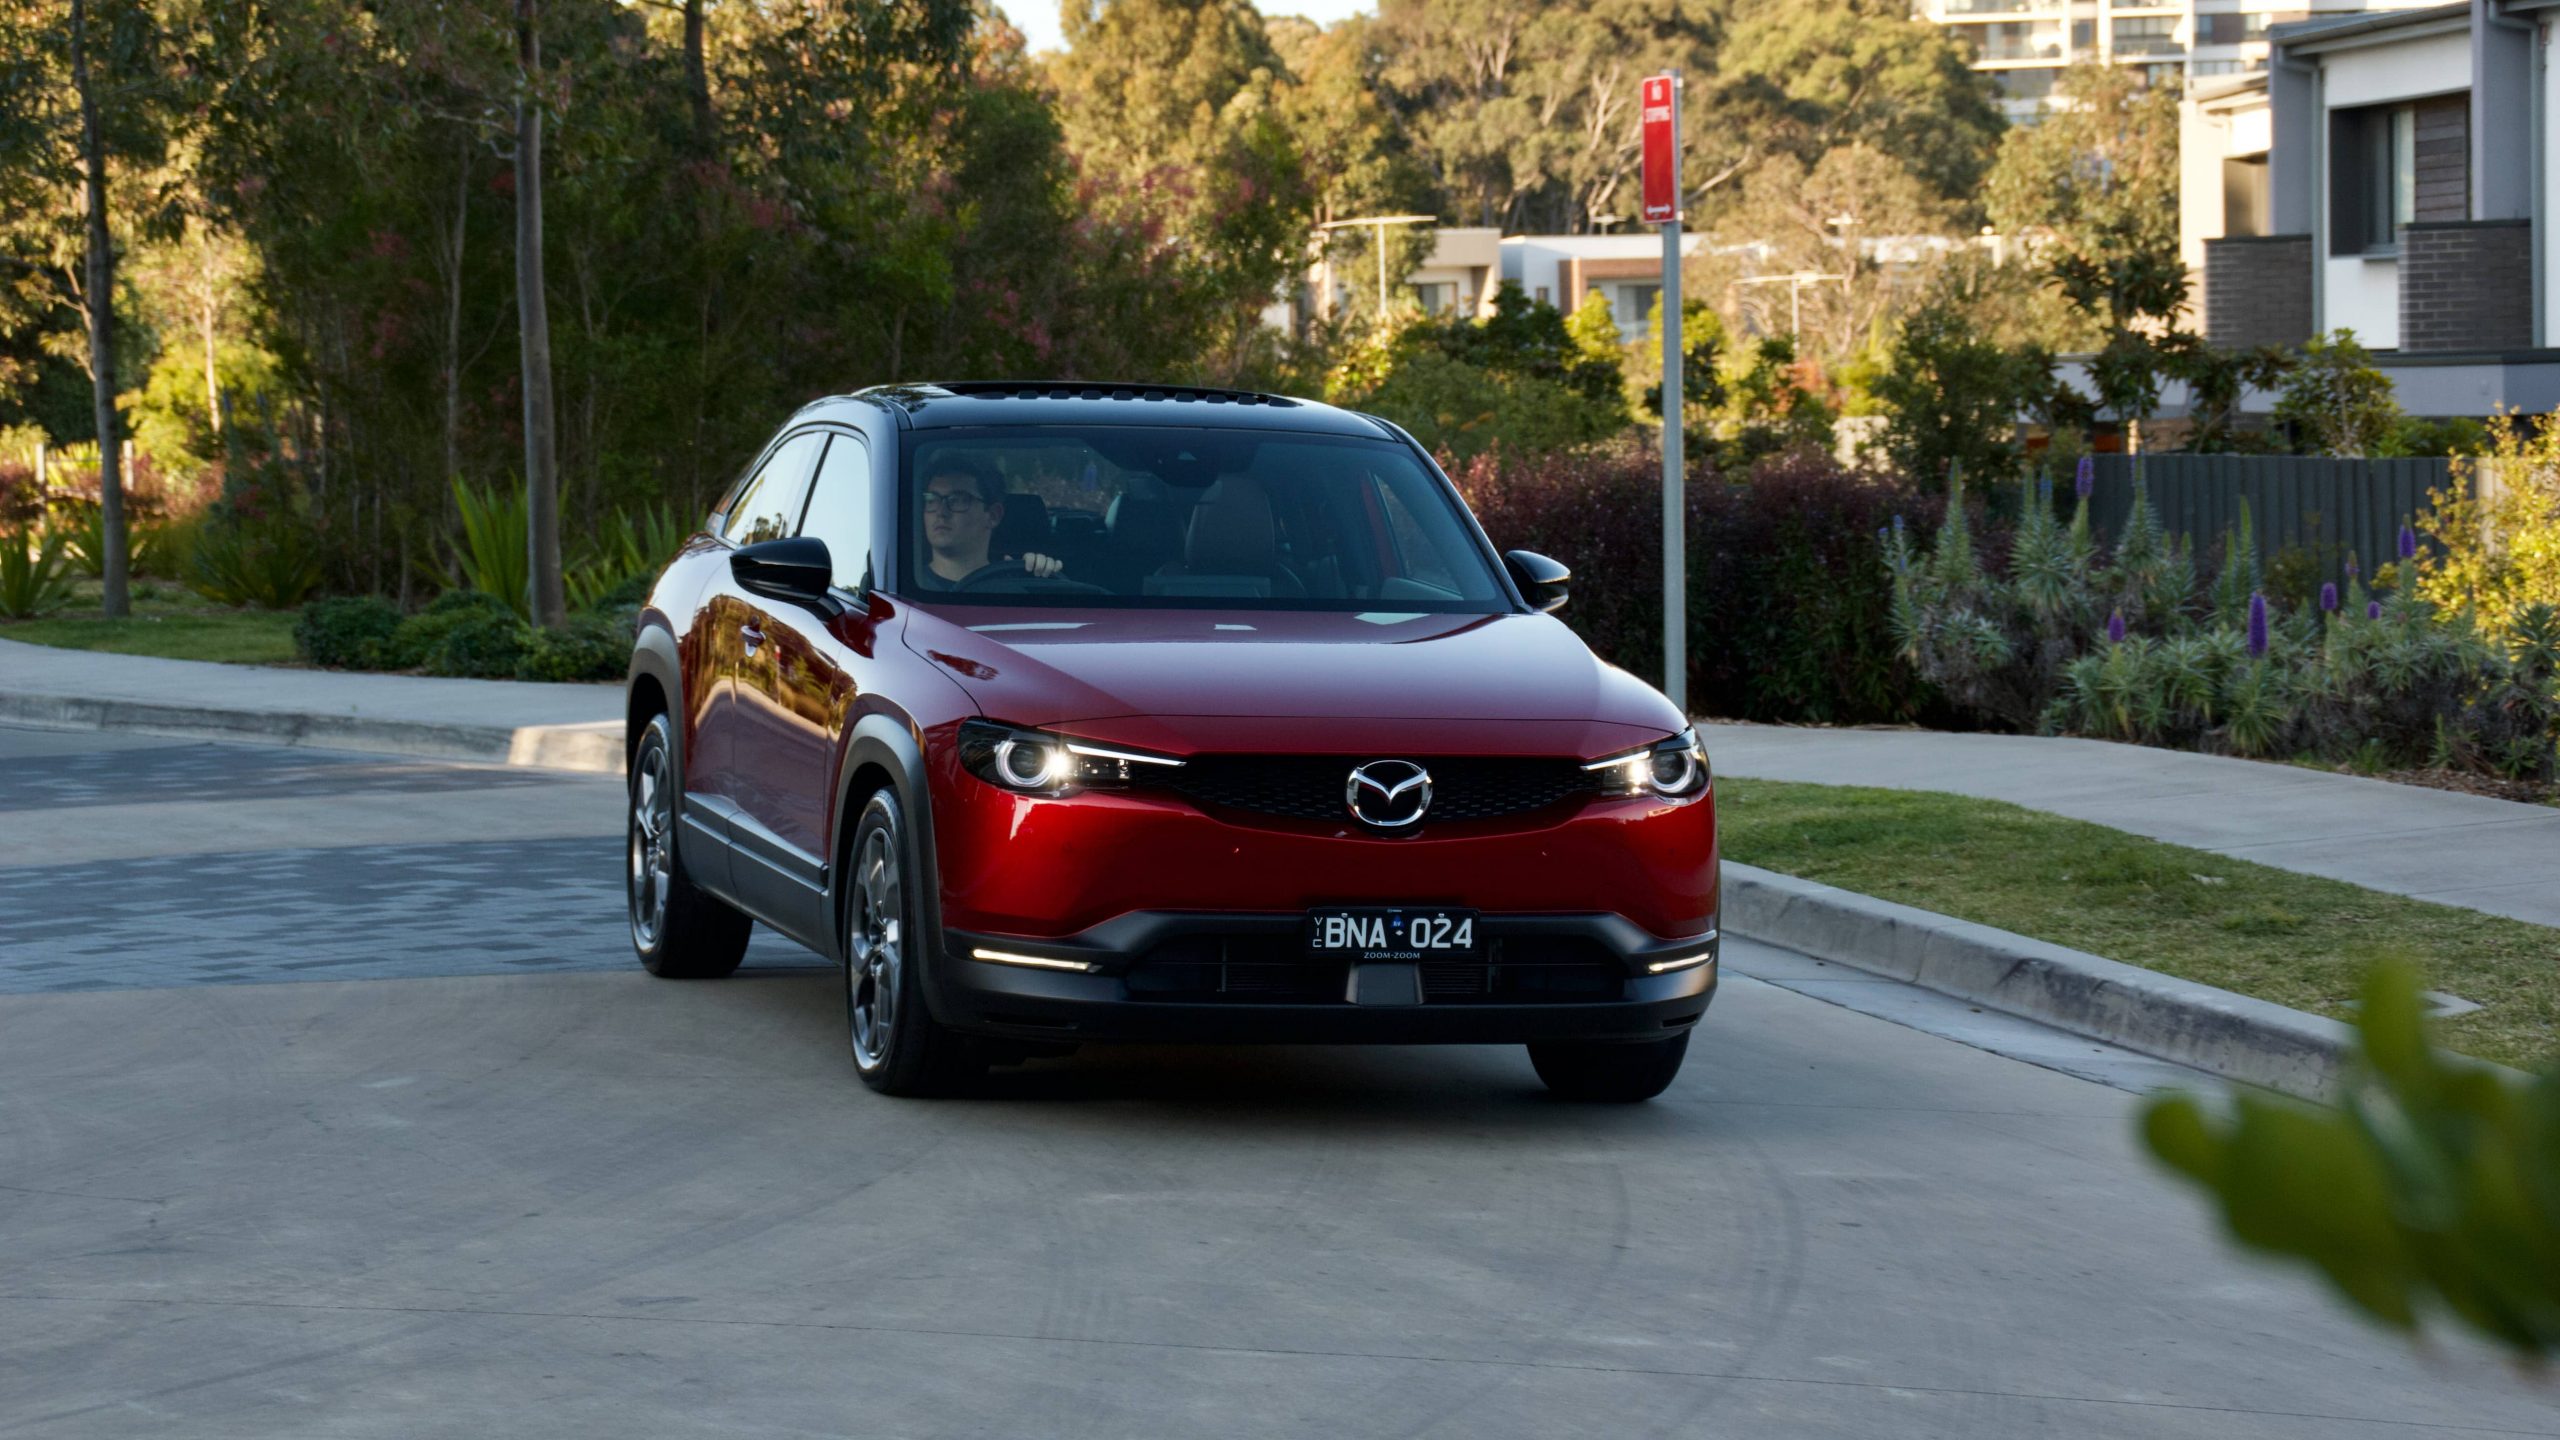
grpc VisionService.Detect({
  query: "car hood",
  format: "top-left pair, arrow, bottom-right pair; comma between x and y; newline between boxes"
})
899,603 -> 1685,751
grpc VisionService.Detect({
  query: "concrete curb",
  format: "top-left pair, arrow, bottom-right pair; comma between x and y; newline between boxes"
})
0,691 -> 624,774
1722,861 -> 2357,1101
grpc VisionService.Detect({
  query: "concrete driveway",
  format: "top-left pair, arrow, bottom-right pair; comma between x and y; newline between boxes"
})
0,725 -> 2548,1438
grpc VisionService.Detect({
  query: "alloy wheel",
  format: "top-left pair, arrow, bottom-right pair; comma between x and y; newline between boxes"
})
628,739 -> 673,949
848,823 -> 903,1070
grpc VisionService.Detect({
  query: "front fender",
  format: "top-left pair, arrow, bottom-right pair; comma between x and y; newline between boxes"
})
830,713 -> 957,1019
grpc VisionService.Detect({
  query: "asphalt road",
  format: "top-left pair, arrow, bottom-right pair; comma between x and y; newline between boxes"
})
0,724 -> 2551,1438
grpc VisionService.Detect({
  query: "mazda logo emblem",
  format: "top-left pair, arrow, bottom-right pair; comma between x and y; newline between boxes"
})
1345,760 -> 1432,829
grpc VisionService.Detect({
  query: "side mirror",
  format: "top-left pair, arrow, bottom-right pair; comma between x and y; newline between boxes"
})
1503,549 -> 1570,614
731,535 -> 837,612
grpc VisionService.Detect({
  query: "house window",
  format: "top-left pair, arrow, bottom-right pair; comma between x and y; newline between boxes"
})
1409,281 -> 1456,314
2330,103 -> 2414,255
1533,286 -> 1550,305
2112,16 -> 2178,56
2223,155 -> 2270,237
1618,283 -> 1661,325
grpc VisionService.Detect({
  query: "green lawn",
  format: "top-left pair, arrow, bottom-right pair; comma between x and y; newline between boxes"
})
1717,777 -> 2560,1071
1,582 -> 300,665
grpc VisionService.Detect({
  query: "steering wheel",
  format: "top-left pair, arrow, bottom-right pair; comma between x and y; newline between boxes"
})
948,561 -> 1107,597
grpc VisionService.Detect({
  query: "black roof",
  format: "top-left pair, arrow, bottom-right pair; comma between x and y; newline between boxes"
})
848,381 -> 1398,438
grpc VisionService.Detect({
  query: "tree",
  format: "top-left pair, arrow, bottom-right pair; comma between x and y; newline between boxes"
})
1872,299 -> 2047,489
2272,330 -> 2404,458
1985,65 -> 2184,447
1375,0 -> 1712,233
1695,143 -> 1953,370
0,0 -> 191,617
1714,0 -> 2005,212
1049,0 -> 1316,378
512,0 -> 563,627
1271,14 -> 1436,330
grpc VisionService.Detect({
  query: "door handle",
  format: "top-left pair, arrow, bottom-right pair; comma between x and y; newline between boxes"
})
740,622 -> 766,653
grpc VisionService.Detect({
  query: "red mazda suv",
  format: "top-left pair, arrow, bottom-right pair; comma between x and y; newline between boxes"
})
624,383 -> 1718,1100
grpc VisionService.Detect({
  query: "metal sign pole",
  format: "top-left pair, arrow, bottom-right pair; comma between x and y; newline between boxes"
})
1659,78 -> 1685,713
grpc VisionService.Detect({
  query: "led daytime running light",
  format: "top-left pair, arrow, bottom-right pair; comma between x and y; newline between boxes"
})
970,947 -> 1102,974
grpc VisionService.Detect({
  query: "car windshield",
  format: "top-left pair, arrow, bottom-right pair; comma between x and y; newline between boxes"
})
897,425 -> 1513,612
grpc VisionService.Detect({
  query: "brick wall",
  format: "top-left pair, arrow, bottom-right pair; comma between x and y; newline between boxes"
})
2202,234 -> 2313,348
2401,220 -> 2533,353
2412,95 -> 2469,224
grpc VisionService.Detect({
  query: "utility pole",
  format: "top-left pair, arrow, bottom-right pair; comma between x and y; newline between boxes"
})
1314,215 -> 1436,324
1640,74 -> 1684,711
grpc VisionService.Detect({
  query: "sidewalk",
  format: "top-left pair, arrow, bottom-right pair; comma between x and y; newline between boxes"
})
1706,721 -> 2560,930
0,637 -> 622,771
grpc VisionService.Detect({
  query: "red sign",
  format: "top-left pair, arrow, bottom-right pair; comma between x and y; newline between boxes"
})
1640,74 -> 1680,225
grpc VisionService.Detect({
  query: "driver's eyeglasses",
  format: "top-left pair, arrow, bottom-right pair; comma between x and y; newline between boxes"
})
920,492 -> 986,517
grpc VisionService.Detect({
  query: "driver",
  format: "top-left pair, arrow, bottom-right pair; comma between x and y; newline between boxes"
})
916,456 -> 1064,588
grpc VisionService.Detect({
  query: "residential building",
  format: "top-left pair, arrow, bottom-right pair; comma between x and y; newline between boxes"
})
1498,234 -> 1708,342
2184,0 -> 2559,414
1916,0 -> 2449,119
1299,226 -> 1506,330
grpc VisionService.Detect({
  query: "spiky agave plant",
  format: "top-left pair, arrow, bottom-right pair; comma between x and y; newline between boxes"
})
0,524 -> 78,618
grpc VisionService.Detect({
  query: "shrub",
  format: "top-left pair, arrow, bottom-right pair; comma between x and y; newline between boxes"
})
188,512 -> 325,609
567,502 -> 690,611
2416,405 -> 2560,643
2273,330 -> 2404,458
1889,473 -> 2198,730
515,614 -> 630,683
1450,442 -> 1938,723
1871,300 -> 2048,490
420,607 -> 529,678
295,596 -> 404,669
0,526 -> 79,618
444,479 -> 530,620
1326,287 -> 1628,461
1894,476 -> 2559,781
384,589 -> 516,670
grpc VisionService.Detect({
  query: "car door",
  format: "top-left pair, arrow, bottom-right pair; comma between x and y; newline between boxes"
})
726,428 -> 880,943
693,428 -> 828,878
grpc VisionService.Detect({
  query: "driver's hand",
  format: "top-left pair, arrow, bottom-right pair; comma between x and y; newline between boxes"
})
1022,552 -> 1064,578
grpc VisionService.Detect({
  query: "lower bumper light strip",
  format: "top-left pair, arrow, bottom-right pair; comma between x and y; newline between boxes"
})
971,947 -> 1103,975
1645,931 -> 1719,974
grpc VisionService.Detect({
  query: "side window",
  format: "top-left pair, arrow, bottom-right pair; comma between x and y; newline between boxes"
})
799,433 -> 874,591
719,430 -> 826,546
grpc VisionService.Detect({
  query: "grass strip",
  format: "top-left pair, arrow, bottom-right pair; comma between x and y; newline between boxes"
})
3,584 -> 299,665
1717,777 -> 2560,1071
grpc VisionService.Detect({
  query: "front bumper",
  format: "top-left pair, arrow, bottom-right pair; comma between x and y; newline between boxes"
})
930,912 -> 1719,1045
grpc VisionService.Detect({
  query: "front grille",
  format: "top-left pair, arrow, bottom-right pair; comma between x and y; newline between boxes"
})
1163,755 -> 1597,826
1419,935 -> 1625,1004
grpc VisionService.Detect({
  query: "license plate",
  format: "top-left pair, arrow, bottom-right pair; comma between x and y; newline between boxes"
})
1305,907 -> 1480,962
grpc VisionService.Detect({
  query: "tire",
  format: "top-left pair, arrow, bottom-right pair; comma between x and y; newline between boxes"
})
1527,1032 -> 1692,1103
842,788 -> 984,1097
628,711 -> 751,979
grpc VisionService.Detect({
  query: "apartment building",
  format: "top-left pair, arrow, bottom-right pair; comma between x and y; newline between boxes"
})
1917,0 -> 2448,117
2185,0 -> 2558,414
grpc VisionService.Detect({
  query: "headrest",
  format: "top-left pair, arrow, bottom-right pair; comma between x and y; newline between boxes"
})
1185,474 -> 1277,576
991,491 -> 1049,558
1107,495 -> 1183,561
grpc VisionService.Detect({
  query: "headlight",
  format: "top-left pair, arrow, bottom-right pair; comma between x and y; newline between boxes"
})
1584,728 -> 1710,799
958,720 -> 1184,795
